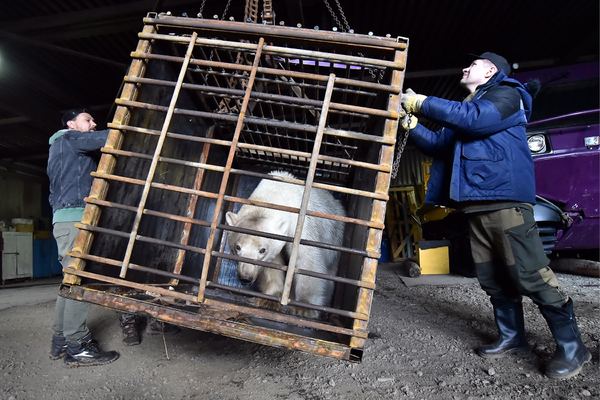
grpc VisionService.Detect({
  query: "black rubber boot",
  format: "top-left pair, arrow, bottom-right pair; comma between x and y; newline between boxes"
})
117,312 -> 140,346
49,334 -> 67,360
477,298 -> 530,358
539,298 -> 591,379
64,334 -> 119,368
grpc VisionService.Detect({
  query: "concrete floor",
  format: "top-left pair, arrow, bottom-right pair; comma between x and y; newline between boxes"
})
0,276 -> 62,310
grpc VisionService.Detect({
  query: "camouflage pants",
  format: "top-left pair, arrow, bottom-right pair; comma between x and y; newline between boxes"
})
467,205 -> 567,307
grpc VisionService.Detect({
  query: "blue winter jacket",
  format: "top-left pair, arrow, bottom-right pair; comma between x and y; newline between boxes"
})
47,128 -> 110,222
409,71 -> 536,207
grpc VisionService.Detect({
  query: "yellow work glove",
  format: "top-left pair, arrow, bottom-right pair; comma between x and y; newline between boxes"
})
401,114 -> 418,130
400,88 -> 427,114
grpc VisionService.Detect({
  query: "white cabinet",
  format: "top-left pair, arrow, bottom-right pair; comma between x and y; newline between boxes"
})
2,232 -> 33,282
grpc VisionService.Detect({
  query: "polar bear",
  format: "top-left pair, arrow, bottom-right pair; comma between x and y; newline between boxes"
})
225,170 -> 345,319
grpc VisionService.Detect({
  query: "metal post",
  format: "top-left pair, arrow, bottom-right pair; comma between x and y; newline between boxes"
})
196,37 -> 266,302
280,73 -> 336,306
119,31 -> 199,278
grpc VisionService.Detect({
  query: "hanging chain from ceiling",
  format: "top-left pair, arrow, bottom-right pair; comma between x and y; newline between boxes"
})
197,0 -> 207,17
197,0 -> 233,20
322,0 -> 351,32
220,0 -> 234,20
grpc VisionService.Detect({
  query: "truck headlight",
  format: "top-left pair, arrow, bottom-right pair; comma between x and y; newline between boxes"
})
528,134 -> 547,153
584,136 -> 599,148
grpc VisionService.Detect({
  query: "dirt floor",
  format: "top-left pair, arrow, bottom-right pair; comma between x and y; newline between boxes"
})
0,264 -> 598,400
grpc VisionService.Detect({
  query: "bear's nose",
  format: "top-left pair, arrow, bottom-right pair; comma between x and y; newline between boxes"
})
238,275 -> 253,286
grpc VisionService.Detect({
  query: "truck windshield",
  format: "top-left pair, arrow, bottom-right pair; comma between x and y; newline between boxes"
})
529,77 -> 599,129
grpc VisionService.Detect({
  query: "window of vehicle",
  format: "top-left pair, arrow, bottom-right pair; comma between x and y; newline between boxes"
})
529,77 -> 599,129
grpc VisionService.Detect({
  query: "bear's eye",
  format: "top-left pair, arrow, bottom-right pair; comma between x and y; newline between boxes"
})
235,244 -> 241,253
259,248 -> 266,254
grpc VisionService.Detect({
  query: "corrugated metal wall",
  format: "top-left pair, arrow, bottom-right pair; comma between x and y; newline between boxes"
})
390,146 -> 431,188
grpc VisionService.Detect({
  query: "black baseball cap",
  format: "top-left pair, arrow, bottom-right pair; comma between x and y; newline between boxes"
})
61,108 -> 88,128
470,52 -> 511,75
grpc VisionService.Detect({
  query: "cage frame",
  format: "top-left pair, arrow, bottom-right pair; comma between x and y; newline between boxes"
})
59,13 -> 408,362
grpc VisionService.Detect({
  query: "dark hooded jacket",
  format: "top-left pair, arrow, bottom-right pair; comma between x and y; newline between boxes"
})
47,128 -> 110,222
409,70 -> 536,207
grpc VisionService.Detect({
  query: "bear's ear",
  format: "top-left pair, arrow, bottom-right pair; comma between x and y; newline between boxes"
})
276,219 -> 289,234
225,211 -> 238,226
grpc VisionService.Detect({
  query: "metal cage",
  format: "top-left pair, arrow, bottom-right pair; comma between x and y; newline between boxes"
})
60,13 -> 408,362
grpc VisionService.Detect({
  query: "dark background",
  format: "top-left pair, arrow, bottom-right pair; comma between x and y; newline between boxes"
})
0,0 -> 597,177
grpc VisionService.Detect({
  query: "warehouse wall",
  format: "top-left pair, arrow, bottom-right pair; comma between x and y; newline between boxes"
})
0,176 -> 48,230
390,146 -> 432,188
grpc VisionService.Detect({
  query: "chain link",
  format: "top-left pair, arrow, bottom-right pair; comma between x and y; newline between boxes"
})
359,63 -> 384,82
391,114 -> 412,179
323,0 -> 351,32
221,0 -> 233,20
198,0 -> 207,16
333,0 -> 351,32
322,0 -> 344,31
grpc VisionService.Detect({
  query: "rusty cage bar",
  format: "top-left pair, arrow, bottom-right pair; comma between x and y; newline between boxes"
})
59,12 -> 408,362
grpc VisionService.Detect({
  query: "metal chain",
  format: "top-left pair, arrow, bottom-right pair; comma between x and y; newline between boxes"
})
368,67 -> 377,80
324,0 -> 381,82
359,63 -> 384,82
221,0 -> 233,20
367,67 -> 385,82
391,115 -> 412,179
198,0 -> 207,16
333,0 -> 351,32
322,0 -> 344,31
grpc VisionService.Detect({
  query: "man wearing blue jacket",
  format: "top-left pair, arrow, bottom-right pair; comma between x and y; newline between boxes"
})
47,109 -> 121,367
401,53 -> 590,379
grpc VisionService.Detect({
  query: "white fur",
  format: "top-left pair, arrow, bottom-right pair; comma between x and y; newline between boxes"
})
225,171 -> 345,318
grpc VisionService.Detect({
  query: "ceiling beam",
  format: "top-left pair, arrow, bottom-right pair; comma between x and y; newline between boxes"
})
0,0 -> 176,33
0,1 -> 245,42
0,117 -> 30,126
0,31 -> 129,68
404,58 -> 563,80
24,19 -> 146,43
0,52 -> 98,118
0,169 -> 48,184
0,160 -> 48,183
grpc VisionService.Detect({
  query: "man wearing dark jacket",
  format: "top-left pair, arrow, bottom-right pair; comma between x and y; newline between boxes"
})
401,53 -> 590,379
47,109 -> 123,367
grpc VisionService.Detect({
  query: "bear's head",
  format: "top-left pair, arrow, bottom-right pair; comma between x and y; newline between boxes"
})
226,210 -> 289,286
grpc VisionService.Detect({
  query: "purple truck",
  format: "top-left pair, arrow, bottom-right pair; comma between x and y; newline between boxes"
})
514,61 -> 599,260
